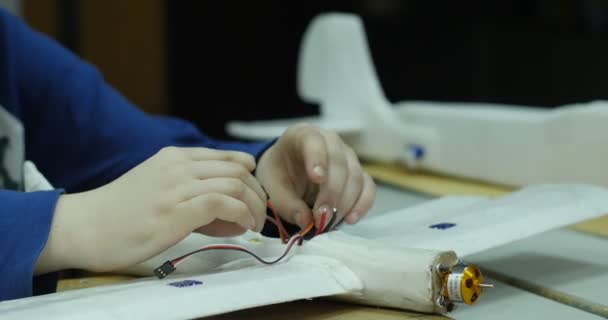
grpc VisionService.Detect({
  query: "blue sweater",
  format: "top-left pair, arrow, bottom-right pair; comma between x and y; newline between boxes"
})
0,10 -> 271,301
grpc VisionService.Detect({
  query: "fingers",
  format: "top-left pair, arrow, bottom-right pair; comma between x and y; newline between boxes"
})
156,147 -> 267,234
262,173 -> 314,229
286,125 -> 374,228
312,131 -> 348,227
160,146 -> 256,171
344,172 -> 376,225
187,160 -> 266,203
177,178 -> 266,232
177,191 -> 262,233
286,124 -> 328,184
194,220 -> 247,237
333,147 -> 365,227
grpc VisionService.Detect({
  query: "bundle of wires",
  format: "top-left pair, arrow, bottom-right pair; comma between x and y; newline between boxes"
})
154,201 -> 338,279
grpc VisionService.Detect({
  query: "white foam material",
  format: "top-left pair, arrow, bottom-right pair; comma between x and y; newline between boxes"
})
2,184 -> 607,318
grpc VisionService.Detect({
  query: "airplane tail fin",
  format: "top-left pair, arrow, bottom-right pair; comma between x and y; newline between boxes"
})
227,13 -> 429,165
296,13 -> 390,122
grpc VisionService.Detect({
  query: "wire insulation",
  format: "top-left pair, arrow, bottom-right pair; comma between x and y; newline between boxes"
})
154,198 -> 340,278
172,233 -> 302,267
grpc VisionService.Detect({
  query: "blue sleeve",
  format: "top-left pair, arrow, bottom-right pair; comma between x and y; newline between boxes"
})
0,10 -> 274,300
0,189 -> 63,301
3,11 -> 272,192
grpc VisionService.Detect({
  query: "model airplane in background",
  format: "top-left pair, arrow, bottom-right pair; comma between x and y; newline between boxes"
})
227,13 -> 608,188
1,183 -> 607,319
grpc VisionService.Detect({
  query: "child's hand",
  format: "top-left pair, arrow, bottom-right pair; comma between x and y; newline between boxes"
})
255,123 -> 376,231
36,147 -> 266,273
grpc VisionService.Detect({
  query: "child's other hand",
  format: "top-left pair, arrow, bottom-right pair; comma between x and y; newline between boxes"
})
36,147 -> 266,273
255,123 -> 376,231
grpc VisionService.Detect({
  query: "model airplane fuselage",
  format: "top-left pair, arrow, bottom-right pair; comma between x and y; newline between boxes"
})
227,13 -> 608,188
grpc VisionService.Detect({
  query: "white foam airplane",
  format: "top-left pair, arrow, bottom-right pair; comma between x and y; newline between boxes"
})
2,171 -> 608,318
2,14 -> 608,320
228,13 -> 608,188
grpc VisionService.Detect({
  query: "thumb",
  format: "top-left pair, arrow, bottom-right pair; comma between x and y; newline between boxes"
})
264,180 -> 312,229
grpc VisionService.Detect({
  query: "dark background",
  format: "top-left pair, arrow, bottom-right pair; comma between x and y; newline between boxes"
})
21,0 -> 608,139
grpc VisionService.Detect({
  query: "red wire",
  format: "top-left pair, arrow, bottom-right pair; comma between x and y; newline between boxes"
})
314,211 -> 328,236
265,216 -> 281,229
267,200 -> 290,243
159,198 -> 333,276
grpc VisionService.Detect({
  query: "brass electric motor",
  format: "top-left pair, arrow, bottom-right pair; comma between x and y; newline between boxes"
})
437,262 -> 493,309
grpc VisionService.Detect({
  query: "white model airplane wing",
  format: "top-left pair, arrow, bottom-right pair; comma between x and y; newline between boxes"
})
226,116 -> 363,141
0,255 -> 362,320
342,184 -> 608,256
1,184 -> 607,319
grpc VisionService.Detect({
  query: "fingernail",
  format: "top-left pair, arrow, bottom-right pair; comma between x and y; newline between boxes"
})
313,165 -> 325,178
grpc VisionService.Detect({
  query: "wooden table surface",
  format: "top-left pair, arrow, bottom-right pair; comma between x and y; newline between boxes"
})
206,300 -> 449,320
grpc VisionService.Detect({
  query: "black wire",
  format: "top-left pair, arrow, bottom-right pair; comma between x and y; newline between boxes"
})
168,207 -> 343,270
325,208 -> 339,231
171,237 -> 300,266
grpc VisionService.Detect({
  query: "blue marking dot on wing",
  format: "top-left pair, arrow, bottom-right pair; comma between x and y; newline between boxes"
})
429,223 -> 456,230
407,144 -> 425,160
168,280 -> 203,288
